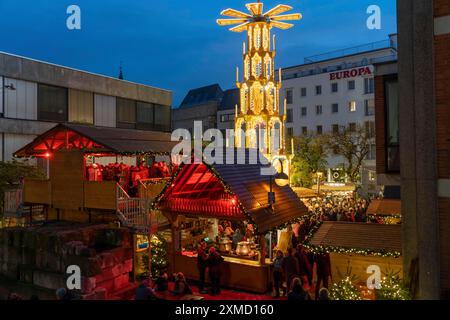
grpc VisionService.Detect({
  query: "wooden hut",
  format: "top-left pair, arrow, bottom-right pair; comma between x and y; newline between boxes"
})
306,221 -> 402,283
12,123 -> 176,229
153,148 -> 309,293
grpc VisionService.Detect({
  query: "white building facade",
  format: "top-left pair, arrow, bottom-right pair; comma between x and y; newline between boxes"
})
280,35 -> 398,196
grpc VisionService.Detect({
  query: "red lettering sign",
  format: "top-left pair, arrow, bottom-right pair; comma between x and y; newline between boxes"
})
329,66 -> 373,80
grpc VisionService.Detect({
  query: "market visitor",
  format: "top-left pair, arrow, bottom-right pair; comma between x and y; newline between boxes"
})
55,287 -> 72,300
271,250 -> 285,298
154,272 -> 169,292
315,252 -> 332,299
287,277 -> 311,301
207,247 -> 224,296
282,247 -> 300,293
172,272 -> 193,296
295,245 -> 313,288
197,240 -> 209,294
135,279 -> 157,300
318,287 -> 330,300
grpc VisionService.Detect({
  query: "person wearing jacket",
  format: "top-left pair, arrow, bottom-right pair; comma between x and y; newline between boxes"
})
315,252 -> 332,299
207,247 -> 224,296
197,240 -> 208,294
282,247 -> 299,293
271,250 -> 285,297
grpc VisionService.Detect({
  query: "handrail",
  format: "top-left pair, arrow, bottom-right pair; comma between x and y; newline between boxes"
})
3,188 -> 23,215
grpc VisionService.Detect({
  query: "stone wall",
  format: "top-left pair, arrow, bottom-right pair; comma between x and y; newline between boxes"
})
0,222 -> 134,300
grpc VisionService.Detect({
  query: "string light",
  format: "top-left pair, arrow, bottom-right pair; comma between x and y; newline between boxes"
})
329,276 -> 362,300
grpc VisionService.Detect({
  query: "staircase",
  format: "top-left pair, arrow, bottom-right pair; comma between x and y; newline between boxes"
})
116,184 -> 154,234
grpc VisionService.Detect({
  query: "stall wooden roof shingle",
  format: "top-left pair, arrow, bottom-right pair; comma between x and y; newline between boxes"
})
367,199 -> 402,216
14,123 -> 177,157
309,221 -> 402,254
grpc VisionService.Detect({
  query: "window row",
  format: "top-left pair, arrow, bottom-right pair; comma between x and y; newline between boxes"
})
293,100 -> 374,117
1,80 -> 171,131
293,121 -> 375,136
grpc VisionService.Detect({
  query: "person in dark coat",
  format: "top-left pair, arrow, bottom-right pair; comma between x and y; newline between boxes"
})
295,245 -> 313,287
207,247 -> 224,296
287,277 -> 311,301
315,252 -> 332,299
135,280 -> 157,300
282,247 -> 299,293
271,250 -> 285,297
197,240 -> 208,294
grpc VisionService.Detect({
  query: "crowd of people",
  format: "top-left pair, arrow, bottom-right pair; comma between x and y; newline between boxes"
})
271,245 -> 331,300
303,194 -> 369,223
85,160 -> 173,196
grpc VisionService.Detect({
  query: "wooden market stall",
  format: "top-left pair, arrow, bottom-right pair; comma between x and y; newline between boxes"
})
154,148 -> 309,293
12,123 -> 176,226
305,221 -> 402,283
366,199 -> 402,224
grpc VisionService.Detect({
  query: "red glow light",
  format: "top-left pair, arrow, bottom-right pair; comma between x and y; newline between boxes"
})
44,152 -> 51,158
231,199 -> 237,205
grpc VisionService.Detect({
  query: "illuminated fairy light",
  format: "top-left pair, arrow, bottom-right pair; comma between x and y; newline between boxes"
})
217,2 -> 301,168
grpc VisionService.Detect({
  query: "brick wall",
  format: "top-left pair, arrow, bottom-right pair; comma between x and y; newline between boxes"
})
435,34 -> 450,179
435,0 -> 450,298
435,0 -> 450,17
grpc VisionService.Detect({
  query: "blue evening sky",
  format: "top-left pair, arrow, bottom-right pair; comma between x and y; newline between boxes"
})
0,0 -> 397,106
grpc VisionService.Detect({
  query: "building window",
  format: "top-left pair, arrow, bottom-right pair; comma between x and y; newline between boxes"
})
348,80 -> 356,90
286,108 -> 293,123
348,122 -> 356,132
154,104 -> 171,131
366,144 -> 376,160
286,88 -> 293,104
37,84 -> 68,122
386,80 -> 399,171
117,98 -> 137,129
348,101 -> 357,112
364,78 -> 374,94
365,121 -> 375,138
315,85 -> 322,95
365,99 -> 375,116
287,127 -> 294,138
331,83 -> 338,93
301,107 -> 307,117
332,103 -> 339,113
302,127 -> 308,135
368,170 -> 376,182
300,87 -> 307,97
316,125 -> 323,135
136,102 -> 154,130
316,105 -> 322,115
220,114 -> 233,122
332,124 -> 340,134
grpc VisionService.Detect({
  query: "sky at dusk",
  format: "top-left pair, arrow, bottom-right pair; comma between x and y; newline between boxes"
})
0,0 -> 397,106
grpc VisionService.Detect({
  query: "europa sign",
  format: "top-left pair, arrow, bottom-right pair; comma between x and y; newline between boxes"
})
329,66 -> 372,80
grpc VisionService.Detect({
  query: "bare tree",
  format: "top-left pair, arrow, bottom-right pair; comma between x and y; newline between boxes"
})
324,124 -> 374,183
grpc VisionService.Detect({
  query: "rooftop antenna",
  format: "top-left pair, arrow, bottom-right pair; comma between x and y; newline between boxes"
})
118,61 -> 124,80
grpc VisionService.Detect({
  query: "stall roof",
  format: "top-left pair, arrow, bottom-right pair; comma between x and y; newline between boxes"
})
367,199 -> 402,216
309,221 -> 402,254
157,148 -> 308,233
14,123 -> 177,157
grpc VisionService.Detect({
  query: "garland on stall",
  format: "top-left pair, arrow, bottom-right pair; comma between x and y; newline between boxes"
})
301,220 -> 402,258
367,214 -> 402,225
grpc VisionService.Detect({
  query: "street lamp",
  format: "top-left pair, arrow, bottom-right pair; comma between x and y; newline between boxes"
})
268,159 -> 289,208
316,171 -> 324,195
